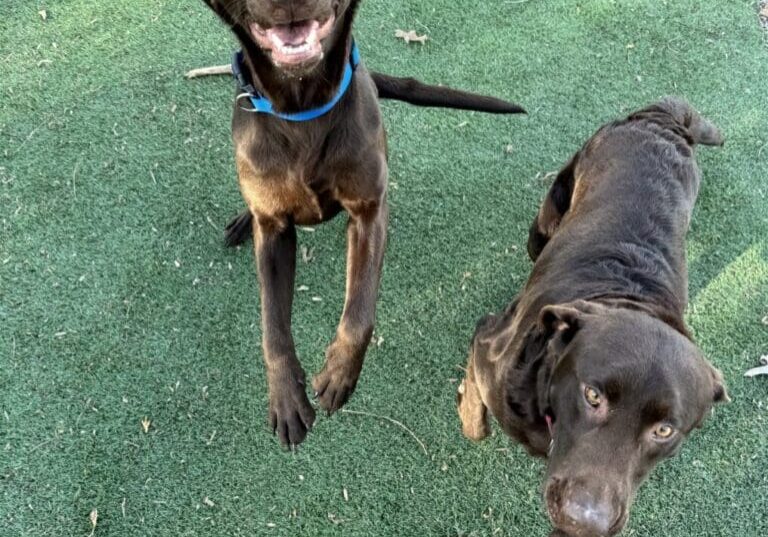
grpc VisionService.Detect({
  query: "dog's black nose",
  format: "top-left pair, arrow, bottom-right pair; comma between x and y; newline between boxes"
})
559,488 -> 615,536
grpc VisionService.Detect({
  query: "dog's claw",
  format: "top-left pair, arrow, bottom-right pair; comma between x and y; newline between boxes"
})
267,377 -> 316,448
312,340 -> 365,414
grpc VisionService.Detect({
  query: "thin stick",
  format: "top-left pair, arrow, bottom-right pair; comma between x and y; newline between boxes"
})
185,65 -> 233,79
341,409 -> 428,456
30,438 -> 53,452
72,159 -> 81,200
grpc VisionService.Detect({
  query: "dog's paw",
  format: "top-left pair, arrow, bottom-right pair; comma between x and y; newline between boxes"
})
312,340 -> 365,414
267,372 -> 316,448
457,379 -> 490,441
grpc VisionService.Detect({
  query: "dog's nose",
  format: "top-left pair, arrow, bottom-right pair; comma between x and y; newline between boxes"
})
546,478 -> 621,537
560,489 -> 616,536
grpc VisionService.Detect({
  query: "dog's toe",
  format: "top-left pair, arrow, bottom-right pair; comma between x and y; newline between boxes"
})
268,386 -> 316,448
312,369 -> 357,415
312,341 -> 364,414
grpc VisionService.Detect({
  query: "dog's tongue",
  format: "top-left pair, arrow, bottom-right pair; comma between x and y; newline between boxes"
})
269,21 -> 318,47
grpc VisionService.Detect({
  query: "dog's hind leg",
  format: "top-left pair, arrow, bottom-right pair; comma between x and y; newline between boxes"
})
224,210 -> 253,247
527,156 -> 577,261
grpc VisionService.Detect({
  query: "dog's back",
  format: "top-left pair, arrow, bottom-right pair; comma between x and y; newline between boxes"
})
459,99 -> 726,537
523,98 -> 723,325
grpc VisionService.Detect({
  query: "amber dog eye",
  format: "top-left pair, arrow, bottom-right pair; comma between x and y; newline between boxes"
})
584,386 -> 602,407
654,424 -> 675,440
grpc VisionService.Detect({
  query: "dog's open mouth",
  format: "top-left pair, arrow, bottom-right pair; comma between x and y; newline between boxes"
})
250,16 -> 336,68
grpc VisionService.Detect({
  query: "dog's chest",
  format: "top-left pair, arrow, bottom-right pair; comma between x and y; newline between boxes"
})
236,153 -> 339,224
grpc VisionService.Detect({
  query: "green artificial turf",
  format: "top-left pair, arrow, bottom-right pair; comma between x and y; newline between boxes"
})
1,1 -> 767,535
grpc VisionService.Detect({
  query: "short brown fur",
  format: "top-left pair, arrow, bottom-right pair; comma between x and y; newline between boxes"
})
202,0 -> 523,447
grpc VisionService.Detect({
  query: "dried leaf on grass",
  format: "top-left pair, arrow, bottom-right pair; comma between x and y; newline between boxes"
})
88,508 -> 98,537
141,417 -> 151,433
300,246 -> 314,263
395,29 -> 428,44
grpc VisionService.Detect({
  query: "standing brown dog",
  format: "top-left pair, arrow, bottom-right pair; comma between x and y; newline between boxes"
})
202,0 -> 524,447
458,98 -> 727,536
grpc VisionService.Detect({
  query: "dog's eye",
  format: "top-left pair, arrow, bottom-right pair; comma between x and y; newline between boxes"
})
653,424 -> 675,440
584,386 -> 602,407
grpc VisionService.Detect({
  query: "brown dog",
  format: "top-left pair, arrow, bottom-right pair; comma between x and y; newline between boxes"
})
201,0 -> 524,447
458,98 -> 727,536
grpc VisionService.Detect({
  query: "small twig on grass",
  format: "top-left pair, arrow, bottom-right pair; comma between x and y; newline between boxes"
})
72,159 -> 81,200
341,409 -> 428,456
185,65 -> 233,79
30,438 -> 53,452
205,215 -> 219,231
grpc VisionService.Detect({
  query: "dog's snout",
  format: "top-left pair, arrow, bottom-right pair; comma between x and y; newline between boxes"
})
561,490 -> 615,536
546,477 -> 623,537
264,0 -> 325,22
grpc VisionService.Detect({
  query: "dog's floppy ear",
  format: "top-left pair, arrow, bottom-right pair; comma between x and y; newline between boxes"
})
535,301 -> 595,415
201,0 -> 236,26
539,302 -> 586,356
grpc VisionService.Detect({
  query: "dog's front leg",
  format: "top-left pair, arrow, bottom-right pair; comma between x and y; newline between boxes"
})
457,351 -> 490,441
313,195 -> 389,413
254,216 -> 316,447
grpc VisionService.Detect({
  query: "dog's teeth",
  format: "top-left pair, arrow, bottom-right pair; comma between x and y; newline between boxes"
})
278,42 -> 311,55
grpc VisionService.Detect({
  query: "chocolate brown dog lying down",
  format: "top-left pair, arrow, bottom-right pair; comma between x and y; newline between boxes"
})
457,98 -> 727,537
201,0 -> 525,447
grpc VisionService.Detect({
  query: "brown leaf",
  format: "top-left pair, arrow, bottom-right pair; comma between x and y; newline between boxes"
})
395,29 -> 428,44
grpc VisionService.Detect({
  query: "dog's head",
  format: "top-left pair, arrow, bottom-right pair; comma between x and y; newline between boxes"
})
537,301 -> 727,537
204,1 -> 357,76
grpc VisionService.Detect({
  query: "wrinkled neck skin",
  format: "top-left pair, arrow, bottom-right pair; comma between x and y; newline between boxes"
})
232,7 -> 356,113
495,324 -> 554,457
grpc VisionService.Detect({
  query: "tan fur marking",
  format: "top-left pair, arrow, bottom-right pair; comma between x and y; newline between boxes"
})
236,152 -> 323,224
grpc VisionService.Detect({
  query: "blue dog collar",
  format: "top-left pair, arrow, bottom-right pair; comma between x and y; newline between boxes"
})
232,42 -> 361,122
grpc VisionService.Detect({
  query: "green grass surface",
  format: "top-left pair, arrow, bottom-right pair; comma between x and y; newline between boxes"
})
1,1 -> 767,535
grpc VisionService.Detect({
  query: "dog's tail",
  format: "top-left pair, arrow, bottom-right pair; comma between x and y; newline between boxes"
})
640,97 -> 724,147
371,72 -> 526,114
224,211 -> 253,247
